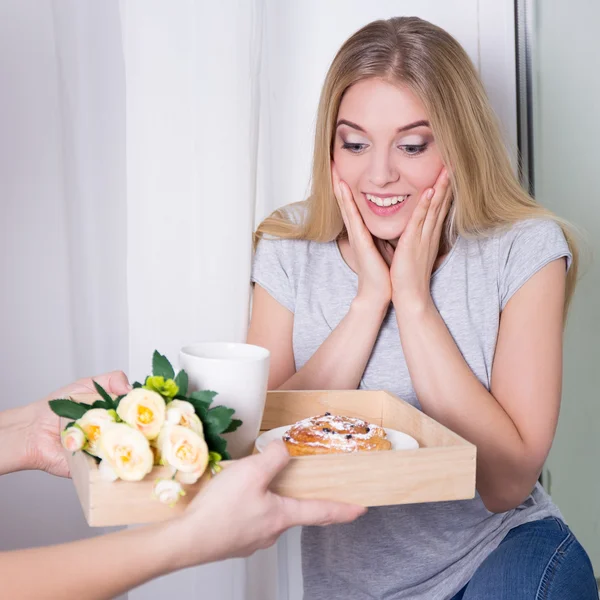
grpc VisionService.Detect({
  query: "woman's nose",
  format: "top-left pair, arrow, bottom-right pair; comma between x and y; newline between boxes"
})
368,150 -> 400,188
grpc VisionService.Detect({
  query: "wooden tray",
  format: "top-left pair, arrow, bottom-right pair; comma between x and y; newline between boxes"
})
66,390 -> 476,527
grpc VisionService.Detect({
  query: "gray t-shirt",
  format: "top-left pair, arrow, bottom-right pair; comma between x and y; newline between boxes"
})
251,215 -> 572,600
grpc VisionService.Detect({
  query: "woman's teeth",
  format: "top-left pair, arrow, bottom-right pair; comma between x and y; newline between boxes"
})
366,194 -> 408,207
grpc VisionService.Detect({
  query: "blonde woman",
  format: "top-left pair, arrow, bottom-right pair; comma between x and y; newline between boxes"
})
248,16 -> 597,600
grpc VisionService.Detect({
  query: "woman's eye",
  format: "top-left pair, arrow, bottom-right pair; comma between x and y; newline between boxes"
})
342,142 -> 368,154
400,143 -> 428,156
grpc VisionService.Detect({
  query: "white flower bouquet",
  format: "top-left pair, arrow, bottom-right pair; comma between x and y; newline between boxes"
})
50,351 -> 242,506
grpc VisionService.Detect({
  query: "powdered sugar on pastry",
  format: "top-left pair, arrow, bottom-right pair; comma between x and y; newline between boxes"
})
282,414 -> 391,455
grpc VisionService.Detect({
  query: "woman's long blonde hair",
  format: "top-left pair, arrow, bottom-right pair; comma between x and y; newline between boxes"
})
254,16 -> 579,312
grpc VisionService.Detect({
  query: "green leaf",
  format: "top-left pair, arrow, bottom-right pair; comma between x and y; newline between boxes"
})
49,399 -> 89,420
223,419 -> 243,434
152,350 -> 175,380
204,432 -> 229,460
93,381 -> 115,409
204,406 -> 236,435
174,370 -> 189,397
64,421 -> 77,431
132,381 -> 142,389
83,450 -> 101,464
184,398 -> 207,420
91,400 -> 111,410
189,390 -> 217,410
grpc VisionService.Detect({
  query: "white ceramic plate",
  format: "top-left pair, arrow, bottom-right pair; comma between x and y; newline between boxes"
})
255,425 -> 419,453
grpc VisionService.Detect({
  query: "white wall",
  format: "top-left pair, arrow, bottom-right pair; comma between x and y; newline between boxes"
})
534,0 -> 600,572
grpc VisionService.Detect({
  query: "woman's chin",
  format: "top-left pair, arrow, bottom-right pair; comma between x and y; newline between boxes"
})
365,221 -> 407,242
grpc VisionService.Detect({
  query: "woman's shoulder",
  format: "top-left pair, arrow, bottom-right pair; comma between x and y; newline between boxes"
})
495,217 -> 567,242
254,238 -> 338,298
484,218 -> 572,309
458,218 -> 568,256
255,201 -> 336,256
253,203 -> 338,279
492,218 -> 570,264
453,218 -> 571,300
252,203 -> 339,312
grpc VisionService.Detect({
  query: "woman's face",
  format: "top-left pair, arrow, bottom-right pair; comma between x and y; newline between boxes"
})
332,78 -> 445,241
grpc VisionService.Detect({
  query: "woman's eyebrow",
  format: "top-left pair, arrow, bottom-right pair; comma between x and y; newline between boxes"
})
336,119 -> 366,132
336,119 -> 430,133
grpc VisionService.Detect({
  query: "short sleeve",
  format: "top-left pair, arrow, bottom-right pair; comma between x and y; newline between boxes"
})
251,238 -> 296,313
498,219 -> 572,310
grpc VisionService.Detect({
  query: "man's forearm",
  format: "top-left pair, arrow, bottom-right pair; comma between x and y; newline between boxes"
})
0,406 -> 32,475
0,519 -> 196,600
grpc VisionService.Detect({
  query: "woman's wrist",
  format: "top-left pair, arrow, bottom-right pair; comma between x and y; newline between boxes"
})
352,293 -> 390,319
392,291 -> 435,320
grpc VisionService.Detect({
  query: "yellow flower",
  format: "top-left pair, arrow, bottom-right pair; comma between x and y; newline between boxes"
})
143,376 -> 179,399
77,409 -> 117,458
117,389 -> 166,440
101,423 -> 154,482
156,425 -> 209,478
165,400 -> 203,436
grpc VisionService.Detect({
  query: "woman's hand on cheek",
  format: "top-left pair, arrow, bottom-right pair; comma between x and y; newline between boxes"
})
390,168 -> 452,310
332,164 -> 392,308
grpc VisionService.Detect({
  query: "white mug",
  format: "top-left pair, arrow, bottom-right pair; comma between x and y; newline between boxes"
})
179,342 -> 270,459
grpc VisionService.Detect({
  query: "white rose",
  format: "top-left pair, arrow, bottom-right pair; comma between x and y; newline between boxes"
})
153,479 -> 185,506
175,469 -> 205,485
100,423 -> 154,482
77,409 -> 117,458
156,425 -> 209,475
116,389 -> 166,440
166,400 -> 203,436
98,459 -> 118,482
61,426 -> 85,452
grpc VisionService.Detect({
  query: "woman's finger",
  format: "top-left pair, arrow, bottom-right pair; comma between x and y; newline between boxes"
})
339,181 -> 373,247
433,183 -> 453,242
422,169 -> 450,241
331,165 -> 376,252
404,186 -> 434,239
331,167 -> 352,237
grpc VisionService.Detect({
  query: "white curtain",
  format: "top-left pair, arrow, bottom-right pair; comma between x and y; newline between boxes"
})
1,1 -> 516,599
51,0 -> 129,377
0,0 -> 128,577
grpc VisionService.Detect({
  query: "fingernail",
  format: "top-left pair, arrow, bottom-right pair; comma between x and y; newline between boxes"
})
426,188 -> 435,200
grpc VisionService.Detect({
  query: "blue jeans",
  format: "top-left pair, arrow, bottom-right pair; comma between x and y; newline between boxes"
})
450,517 -> 597,599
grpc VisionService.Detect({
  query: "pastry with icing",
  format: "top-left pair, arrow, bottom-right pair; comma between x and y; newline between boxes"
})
283,413 -> 392,456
